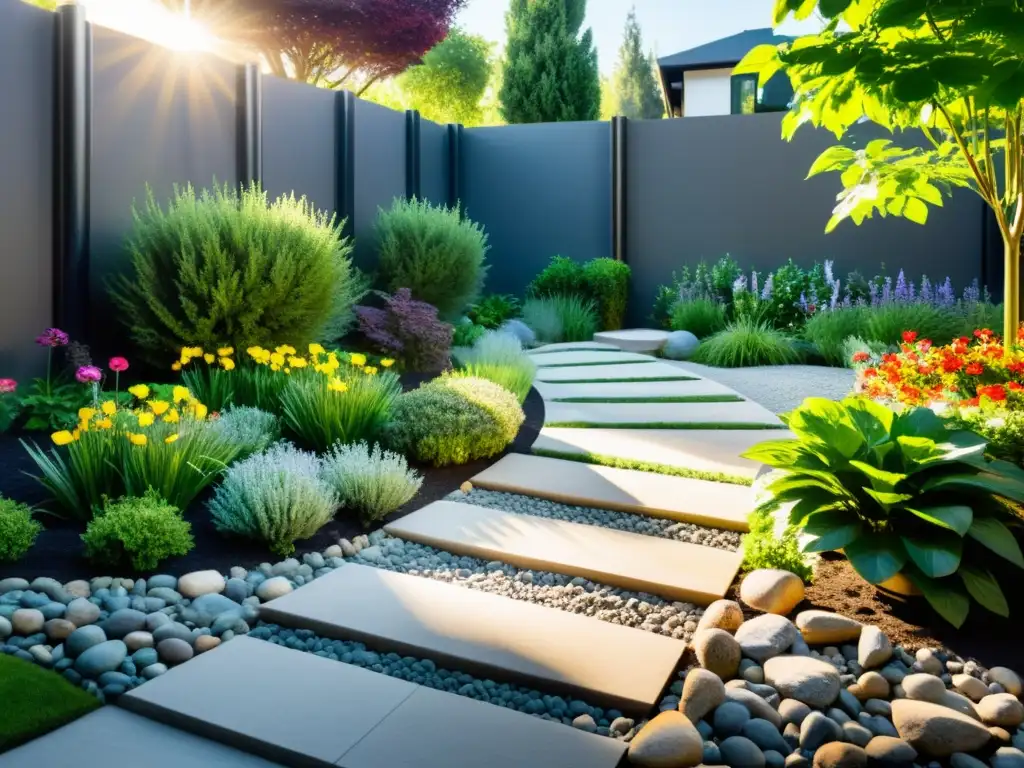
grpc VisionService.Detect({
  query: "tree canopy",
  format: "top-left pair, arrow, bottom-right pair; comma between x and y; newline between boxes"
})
608,8 -> 664,120
400,29 -> 493,125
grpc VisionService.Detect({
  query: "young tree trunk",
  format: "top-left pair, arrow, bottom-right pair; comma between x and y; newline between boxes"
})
1006,236 -> 1022,348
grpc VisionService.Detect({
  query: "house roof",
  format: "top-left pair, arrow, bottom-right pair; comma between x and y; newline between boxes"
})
657,28 -> 794,70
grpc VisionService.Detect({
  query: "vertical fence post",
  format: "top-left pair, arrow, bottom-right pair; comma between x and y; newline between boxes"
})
447,123 -> 463,212
54,2 -> 91,340
237,62 -> 262,186
611,116 -> 628,263
405,109 -> 422,200
335,90 -> 356,238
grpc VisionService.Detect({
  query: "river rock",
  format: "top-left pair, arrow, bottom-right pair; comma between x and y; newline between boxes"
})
176,570 -> 224,598
779,699 -> 812,727
764,655 -> 840,708
988,668 -> 1023,697
100,609 -> 147,639
65,625 -> 106,658
255,577 -> 293,601
953,674 -> 989,703
813,742 -> 867,768
940,690 -> 980,720
977,694 -> 1024,728
902,674 -> 946,703
740,570 -> 805,615
157,638 -> 194,665
680,667 -> 726,723
0,616 -> 11,639
63,580 -> 91,598
74,639 -> 127,678
194,635 -> 221,653
124,631 -> 154,651
65,597 -> 100,627
990,747 -> 1024,768
842,722 -> 874,748
714,701 -> 752,738
795,611 -> 862,645
11,608 -> 44,635
890,699 -> 992,757
44,618 -> 76,641
857,626 -> 892,669
743,718 -> 791,754
190,593 -> 242,620
864,736 -> 916,764
736,614 -> 798,663
627,711 -> 704,767
725,687 -> 782,728
152,622 -> 193,645
850,671 -> 890,701
696,599 -> 744,634
800,712 -> 843,752
720,736 -> 766,768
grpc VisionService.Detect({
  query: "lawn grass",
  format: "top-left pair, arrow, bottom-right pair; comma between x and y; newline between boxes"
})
529,347 -> 622,355
539,376 -> 699,384
532,447 -> 753,486
545,421 -> 788,430
550,394 -> 745,404
0,654 -> 100,753
535,359 -> 659,369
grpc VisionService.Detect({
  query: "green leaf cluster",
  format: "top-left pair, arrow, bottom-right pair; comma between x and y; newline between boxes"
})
694,317 -> 800,368
468,294 -> 522,329
744,396 -> 1024,626
82,490 -> 193,571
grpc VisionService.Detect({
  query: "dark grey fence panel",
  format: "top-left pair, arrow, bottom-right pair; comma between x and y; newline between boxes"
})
352,97 -> 407,270
89,27 -> 238,353
419,118 -> 450,207
0,2 -> 54,380
462,122 -> 612,298
262,76 -> 336,216
626,113 -> 985,323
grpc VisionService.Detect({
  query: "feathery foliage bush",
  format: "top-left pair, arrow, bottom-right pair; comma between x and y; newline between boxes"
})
209,406 -> 281,459
375,198 -> 489,319
670,298 -> 727,339
803,307 -> 870,367
523,295 -> 598,343
81,490 -> 193,571
0,498 -> 42,563
387,375 -> 524,466
320,442 -> 422,525
208,442 -> 339,556
357,288 -> 454,373
694,318 -> 799,368
111,183 -> 356,364
582,258 -> 630,330
453,331 -> 537,403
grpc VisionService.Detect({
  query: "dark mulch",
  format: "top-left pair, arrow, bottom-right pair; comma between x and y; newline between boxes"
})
0,378 -> 544,583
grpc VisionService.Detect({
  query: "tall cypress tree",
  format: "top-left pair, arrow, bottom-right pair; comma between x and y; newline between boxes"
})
499,0 -> 600,124
609,8 -> 664,119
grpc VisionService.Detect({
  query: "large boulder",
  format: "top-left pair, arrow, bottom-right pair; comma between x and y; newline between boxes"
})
735,614 -> 798,663
740,570 -> 805,616
662,331 -> 700,361
764,655 -> 841,708
627,710 -> 704,767
679,668 -> 726,724
891,699 -> 993,757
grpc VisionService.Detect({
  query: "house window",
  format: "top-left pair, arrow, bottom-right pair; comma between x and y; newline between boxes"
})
731,74 -> 758,115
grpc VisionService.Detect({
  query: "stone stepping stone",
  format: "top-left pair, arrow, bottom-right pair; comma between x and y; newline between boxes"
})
533,427 -> 790,480
532,350 -> 657,367
537,361 -> 695,382
534,377 -> 740,401
544,399 -> 782,427
260,563 -> 684,716
528,341 -> 620,354
470,452 -> 751,531
385,501 -> 743,605
593,329 -> 671,353
120,636 -> 624,768
0,706 -> 281,768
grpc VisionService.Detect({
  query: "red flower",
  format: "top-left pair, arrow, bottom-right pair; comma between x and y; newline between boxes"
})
863,368 -> 878,379
108,357 -> 129,373
978,384 -> 1008,402
852,351 -> 870,363
1008,362 -> 1024,375
966,362 -> 984,376
0,378 -> 16,394
1010,382 -> 1024,392
902,330 -> 918,343
963,397 -> 981,407
941,357 -> 963,373
882,353 -> 899,364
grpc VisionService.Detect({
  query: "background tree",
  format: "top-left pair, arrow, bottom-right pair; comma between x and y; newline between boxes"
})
499,0 -> 600,124
608,7 -> 664,119
399,29 -> 493,125
737,0 -> 1024,346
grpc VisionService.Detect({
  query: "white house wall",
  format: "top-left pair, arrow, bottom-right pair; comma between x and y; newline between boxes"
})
682,67 -> 733,117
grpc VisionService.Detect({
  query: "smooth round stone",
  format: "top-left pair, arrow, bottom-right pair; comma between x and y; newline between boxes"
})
795,611 -> 862,645
765,750 -> 786,768
627,711 -> 704,767
100,609 -> 147,639
177,571 -> 225,599
142,662 -> 168,679
104,596 -> 131,612
256,577 -> 293,601
990,727 -> 1013,745
145,613 -> 172,632
881,664 -> 908,685
29,645 -> 53,666
44,618 -> 76,641
132,648 -> 159,669
662,331 -> 700,361
74,640 -> 127,678
65,625 -> 107,658
224,578 -> 251,603
572,714 -> 597,733
720,735 -> 767,768
696,599 -> 744,634
30,578 -> 68,602
704,741 -> 723,765
64,598 -> 100,627
743,718 -> 791,754
864,736 -> 917,764
764,655 -> 840,708
851,671 -> 890,701
0,578 -> 30,594
148,575 -> 177,591
857,626 -> 892,669
890,699 -> 992,757
693,628 -> 741,679
953,674 -> 989,703
11,608 -> 44,635
837,689 -> 862,718
736,615 -> 798,663
988,668 -> 1023,697
813,742 -> 867,768
611,717 -> 635,737
865,699 -> 892,717
977,694 -> 1024,728
152,622 -> 194,645
156,638 -> 193,665
800,712 -> 843,752
0,616 -> 10,639
679,667 -> 726,723
124,631 -> 154,652
194,635 -> 221,654
726,688 -> 782,728
842,722 -> 873,748
741,569 -> 805,616
950,753 -> 989,768
39,602 -> 66,620
18,592 -> 50,609
98,670 -> 132,688
914,649 -> 944,676
990,747 -> 1024,768
780,699 -> 812,727
146,587 -> 182,606
714,701 -> 752,738
191,593 -> 242,618
901,673 -> 946,703
741,659 -> 766,684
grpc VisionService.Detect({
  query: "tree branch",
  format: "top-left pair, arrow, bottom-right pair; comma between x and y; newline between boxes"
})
356,73 -> 383,96
937,102 -> 1000,218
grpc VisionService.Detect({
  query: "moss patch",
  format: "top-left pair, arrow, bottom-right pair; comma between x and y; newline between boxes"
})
549,394 -> 745,404
535,360 -> 659,368
545,421 -> 788,430
532,447 -> 753,486
539,376 -> 698,384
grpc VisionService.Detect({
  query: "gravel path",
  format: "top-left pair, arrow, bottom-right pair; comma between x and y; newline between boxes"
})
665,361 -> 855,415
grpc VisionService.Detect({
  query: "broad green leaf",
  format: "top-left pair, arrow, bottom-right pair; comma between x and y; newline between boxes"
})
893,407 -> 946,441
896,435 -> 944,465
819,0 -> 853,17
874,0 -> 928,27
787,398 -> 865,459
913,181 -> 944,207
906,505 -> 973,536
967,517 -> 1024,568
807,145 -> 858,178
843,397 -> 894,446
735,44 -> 781,76
909,571 -> 971,628
960,567 -> 1009,617
922,473 -> 1024,504
903,197 -> 928,225
788,494 -> 850,526
890,69 -> 938,103
802,516 -> 863,552
741,440 -> 830,470
849,460 -> 906,492
845,533 -> 908,584
929,56 -> 991,87
862,488 -> 913,507
901,532 -> 962,578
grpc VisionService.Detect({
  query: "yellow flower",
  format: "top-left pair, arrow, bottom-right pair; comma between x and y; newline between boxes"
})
193,403 -> 209,420
172,386 -> 190,403
163,408 -> 180,424
149,400 -> 170,416
217,347 -> 234,357
101,400 -> 117,416
129,433 -> 148,446
247,346 -> 269,363
381,359 -> 395,368
363,366 -> 378,376
171,361 -> 182,371
95,417 -> 113,430
78,407 -> 97,422
188,346 -> 204,358
309,343 -> 325,356
165,433 -> 179,444
275,344 -> 296,356
288,357 -> 307,369
270,363 -> 281,372
349,353 -> 367,367
219,357 -> 236,371
128,384 -> 150,400
137,412 -> 155,428
270,352 -> 285,367
328,377 -> 348,393
203,353 -> 215,364
52,430 -> 76,446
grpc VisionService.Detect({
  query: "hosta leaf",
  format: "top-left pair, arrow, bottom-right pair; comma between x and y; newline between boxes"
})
922,473 -> 1024,504
803,523 -> 863,553
849,460 -> 906,492
845,533 -> 907,584
786,398 -> 865,459
967,517 -> 1024,568
843,397 -> 894,446
893,407 -> 945,441
862,488 -> 913,507
897,435 -> 943,465
960,567 -> 1009,617
909,571 -> 970,628
901,532 -> 962,578
907,505 -> 973,536
741,440 -> 831,470
788,495 -> 850,527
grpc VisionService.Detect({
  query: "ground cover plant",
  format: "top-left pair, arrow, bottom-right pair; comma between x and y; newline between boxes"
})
742,506 -> 814,582
356,288 -> 453,373
0,498 -> 41,563
81,489 -> 194,570
320,441 -> 422,525
452,330 -> 536,403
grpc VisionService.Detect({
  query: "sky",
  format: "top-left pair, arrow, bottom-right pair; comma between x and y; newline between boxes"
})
456,0 -> 823,75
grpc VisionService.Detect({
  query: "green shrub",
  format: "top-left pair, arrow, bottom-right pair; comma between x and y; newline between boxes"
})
742,507 -> 815,582
209,406 -> 280,458
582,259 -> 631,330
320,442 -> 422,525
865,303 -> 963,347
803,307 -> 870,367
552,295 -> 600,342
453,331 -> 537,403
468,294 -> 521,329
279,368 -> 401,453
694,318 -> 799,368
111,183 -> 355,365
387,375 -> 525,466
710,254 -> 742,304
961,301 -> 1003,336
0,498 -> 42,562
521,298 -> 564,343
947,409 -> 1024,469
453,320 -> 487,348
651,283 -> 680,329
208,442 -> 339,555
528,255 -> 586,298
670,298 -> 727,339
81,490 -> 193,570
375,197 -> 489,319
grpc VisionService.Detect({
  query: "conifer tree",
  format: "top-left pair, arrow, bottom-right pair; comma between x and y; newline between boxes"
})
609,7 -> 664,119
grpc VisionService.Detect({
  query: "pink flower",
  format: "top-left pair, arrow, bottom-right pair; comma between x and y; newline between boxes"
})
0,378 -> 16,394
75,365 -> 102,384
108,357 -> 129,373
36,328 -> 69,348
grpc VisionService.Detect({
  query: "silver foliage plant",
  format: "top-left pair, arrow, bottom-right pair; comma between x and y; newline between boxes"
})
208,442 -> 339,556
209,406 -> 281,458
320,441 -> 422,525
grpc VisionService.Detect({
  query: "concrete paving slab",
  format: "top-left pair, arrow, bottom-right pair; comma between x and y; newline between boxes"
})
528,341 -> 620,354
534,377 -> 740,401
260,563 -> 683,715
536,361 -> 695,382
339,685 -> 626,768
385,501 -> 743,604
532,350 -> 657,367
533,427 -> 790,480
0,707 -> 283,768
120,636 -> 418,767
544,399 -> 782,426
470,452 -> 751,531
594,329 -> 671,353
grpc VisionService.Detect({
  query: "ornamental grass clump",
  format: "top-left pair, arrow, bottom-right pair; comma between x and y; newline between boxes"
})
208,442 -> 339,555
81,490 -> 193,571
694,317 -> 799,368
320,442 -> 422,525
803,306 -> 870,367
521,298 -> 564,344
669,298 -> 727,339
744,396 -> 1024,627
387,375 -> 524,466
452,331 -> 536,403
0,498 -> 42,563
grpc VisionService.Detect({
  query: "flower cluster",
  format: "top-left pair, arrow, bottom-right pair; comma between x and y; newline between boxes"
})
0,379 -> 16,395
245,343 -> 392,387
173,345 -> 235,372
854,327 -> 1024,409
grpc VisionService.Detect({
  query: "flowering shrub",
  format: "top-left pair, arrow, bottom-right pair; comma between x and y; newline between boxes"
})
16,327 -> 89,431
357,288 -> 453,373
